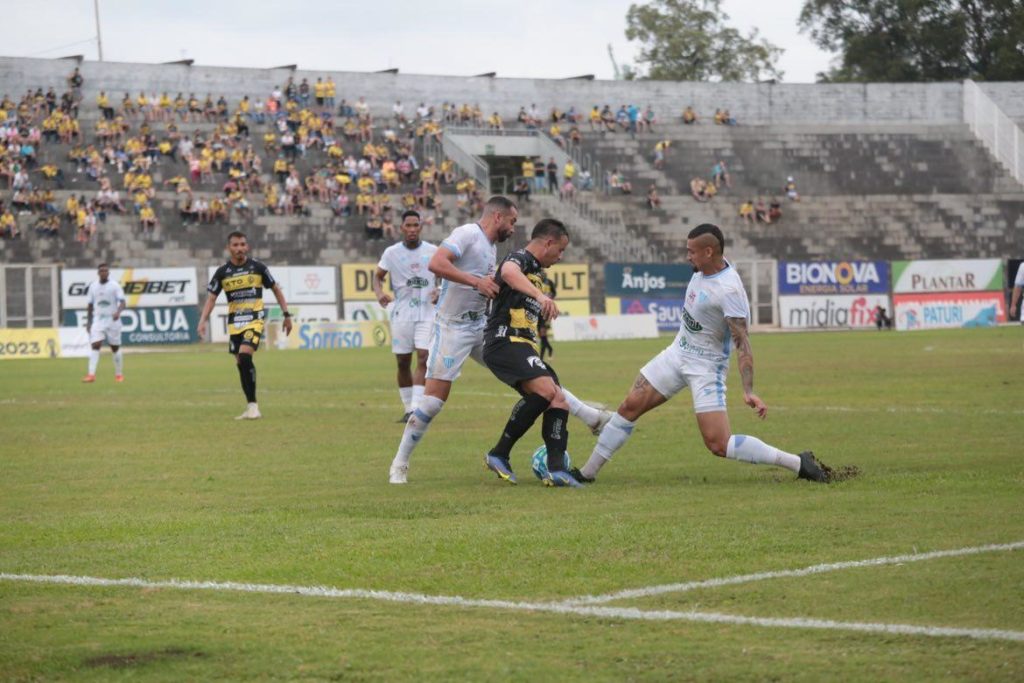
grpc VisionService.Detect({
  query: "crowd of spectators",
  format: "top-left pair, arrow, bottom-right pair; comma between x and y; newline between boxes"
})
1,69 -> 493,245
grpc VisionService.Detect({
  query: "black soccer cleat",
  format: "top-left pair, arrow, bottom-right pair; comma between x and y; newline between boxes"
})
797,451 -> 831,483
569,467 -> 595,485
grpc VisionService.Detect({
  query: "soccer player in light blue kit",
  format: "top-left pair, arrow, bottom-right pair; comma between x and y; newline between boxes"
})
572,223 -> 834,484
387,196 -> 611,484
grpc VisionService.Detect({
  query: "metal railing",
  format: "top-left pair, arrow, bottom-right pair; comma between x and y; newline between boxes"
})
963,80 -> 1023,186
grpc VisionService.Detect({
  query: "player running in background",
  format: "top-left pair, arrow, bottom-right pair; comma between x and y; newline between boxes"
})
387,196 -> 610,484
82,263 -> 126,383
537,268 -> 556,360
572,223 -> 835,484
373,210 -> 439,422
197,231 -> 293,420
482,219 -> 579,486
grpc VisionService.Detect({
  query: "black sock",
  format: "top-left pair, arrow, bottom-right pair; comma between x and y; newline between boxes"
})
490,393 -> 550,458
542,408 -> 570,471
237,354 -> 257,403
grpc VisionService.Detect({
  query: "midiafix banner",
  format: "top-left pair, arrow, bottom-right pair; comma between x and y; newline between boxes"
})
779,295 -> 891,329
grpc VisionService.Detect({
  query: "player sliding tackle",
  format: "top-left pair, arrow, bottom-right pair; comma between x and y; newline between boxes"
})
388,196 -> 611,484
571,223 -> 836,485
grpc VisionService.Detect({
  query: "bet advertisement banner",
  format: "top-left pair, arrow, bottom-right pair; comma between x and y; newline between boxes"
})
210,304 -> 338,343
206,265 -> 336,304
273,320 -> 392,350
63,307 -> 199,344
0,328 -> 60,359
604,263 -> 692,298
551,314 -> 659,342
779,295 -> 890,329
893,292 -> 1006,331
779,261 -> 889,295
616,297 -> 686,332
892,259 -> 1003,294
62,267 -> 199,309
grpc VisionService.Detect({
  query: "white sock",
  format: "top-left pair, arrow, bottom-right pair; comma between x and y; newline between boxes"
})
561,387 -> 602,427
726,435 -> 800,473
112,350 -> 123,375
87,349 -> 100,375
411,384 -> 425,411
399,386 -> 413,412
392,395 -> 444,468
581,412 -> 635,479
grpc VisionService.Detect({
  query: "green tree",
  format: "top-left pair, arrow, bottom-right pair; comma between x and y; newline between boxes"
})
799,0 -> 1024,82
624,0 -> 784,82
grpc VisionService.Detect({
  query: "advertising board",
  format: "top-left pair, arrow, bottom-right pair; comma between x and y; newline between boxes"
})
550,314 -> 659,341
205,265 -> 336,304
618,297 -> 686,332
62,268 -> 199,309
893,292 -> 1006,331
891,260 -> 1003,294
604,263 -> 692,298
210,304 -> 338,343
779,261 -> 890,295
341,263 -> 393,301
276,320 -> 392,350
0,328 -> 60,359
779,295 -> 891,329
63,307 -> 199,344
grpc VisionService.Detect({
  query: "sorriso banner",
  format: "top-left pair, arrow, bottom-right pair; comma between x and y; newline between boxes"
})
779,261 -> 889,295
619,297 -> 686,332
278,320 -> 392,350
604,263 -> 692,298
205,265 -> 337,304
893,292 -> 1006,331
891,260 -> 1003,294
62,267 -> 199,309
779,295 -> 890,329
63,307 -> 199,344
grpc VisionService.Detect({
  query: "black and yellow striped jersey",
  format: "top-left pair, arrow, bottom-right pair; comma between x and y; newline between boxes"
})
484,248 -> 544,350
207,258 -> 277,333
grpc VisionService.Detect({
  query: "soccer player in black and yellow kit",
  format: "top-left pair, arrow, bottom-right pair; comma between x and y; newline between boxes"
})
198,231 -> 293,419
482,219 -> 580,487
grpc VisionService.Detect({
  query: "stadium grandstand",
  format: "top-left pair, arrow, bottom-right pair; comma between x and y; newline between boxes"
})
1,55 -> 1023,314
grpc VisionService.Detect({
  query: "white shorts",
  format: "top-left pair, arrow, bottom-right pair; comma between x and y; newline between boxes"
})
89,320 -> 123,346
640,345 -> 729,414
390,319 -> 433,354
424,319 -> 485,382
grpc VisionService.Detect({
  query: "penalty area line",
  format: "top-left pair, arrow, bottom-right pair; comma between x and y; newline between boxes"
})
560,540 -> 1024,606
1,572 -> 1023,643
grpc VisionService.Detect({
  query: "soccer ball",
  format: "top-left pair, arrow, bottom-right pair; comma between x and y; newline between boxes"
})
531,444 -> 572,480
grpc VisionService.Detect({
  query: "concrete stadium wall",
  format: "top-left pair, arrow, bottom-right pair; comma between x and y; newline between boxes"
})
3,55 -> 1024,125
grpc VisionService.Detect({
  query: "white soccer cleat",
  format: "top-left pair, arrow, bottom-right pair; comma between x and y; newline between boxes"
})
235,403 -> 262,420
590,409 -> 614,436
389,464 -> 408,484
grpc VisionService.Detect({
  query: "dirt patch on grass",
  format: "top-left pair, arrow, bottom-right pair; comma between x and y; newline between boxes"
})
84,647 -> 206,669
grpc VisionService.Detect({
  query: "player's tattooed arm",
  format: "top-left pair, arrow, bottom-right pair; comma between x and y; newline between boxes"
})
727,317 -> 754,395
631,373 -> 650,391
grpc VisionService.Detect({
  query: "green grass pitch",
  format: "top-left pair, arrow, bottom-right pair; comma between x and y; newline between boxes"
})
1,327 -> 1023,680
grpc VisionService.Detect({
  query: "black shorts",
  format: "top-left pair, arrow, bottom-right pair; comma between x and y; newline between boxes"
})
483,339 -> 559,390
228,325 -> 263,354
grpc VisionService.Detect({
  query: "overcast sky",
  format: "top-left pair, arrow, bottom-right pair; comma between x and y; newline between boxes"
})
3,0 -> 834,83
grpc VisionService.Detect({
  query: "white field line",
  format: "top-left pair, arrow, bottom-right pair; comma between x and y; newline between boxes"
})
562,541 -> 1024,606
1,571 -> 1022,643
